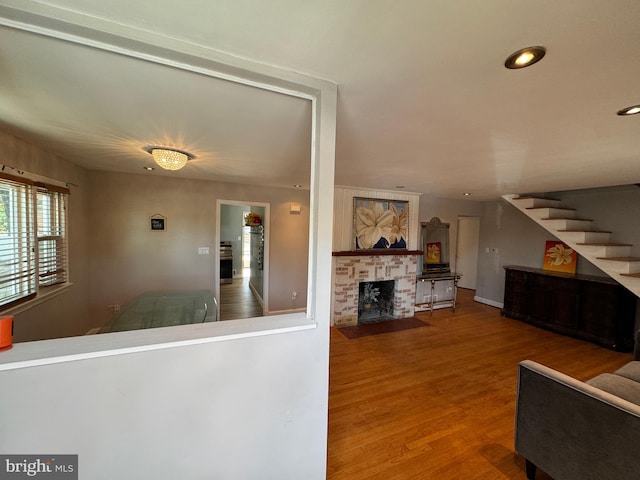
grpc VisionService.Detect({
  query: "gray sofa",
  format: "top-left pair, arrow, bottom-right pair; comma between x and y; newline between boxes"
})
515,360 -> 640,480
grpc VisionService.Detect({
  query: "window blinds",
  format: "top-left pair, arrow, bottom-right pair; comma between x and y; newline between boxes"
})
0,173 -> 36,308
37,188 -> 68,287
0,173 -> 70,309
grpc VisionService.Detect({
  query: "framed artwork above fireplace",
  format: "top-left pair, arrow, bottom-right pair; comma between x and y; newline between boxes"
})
353,197 -> 409,250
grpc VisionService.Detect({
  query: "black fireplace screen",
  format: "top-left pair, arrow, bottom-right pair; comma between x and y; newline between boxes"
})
358,280 -> 395,323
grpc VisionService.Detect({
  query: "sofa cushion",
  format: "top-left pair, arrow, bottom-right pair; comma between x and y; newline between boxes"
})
587,373 -> 640,405
614,361 -> 640,382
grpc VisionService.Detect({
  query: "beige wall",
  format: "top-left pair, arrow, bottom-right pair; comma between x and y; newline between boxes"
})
269,199 -> 309,312
87,171 -> 310,328
0,131 -> 91,341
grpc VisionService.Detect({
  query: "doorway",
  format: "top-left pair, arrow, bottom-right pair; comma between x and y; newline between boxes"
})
455,216 -> 480,290
217,200 -> 269,320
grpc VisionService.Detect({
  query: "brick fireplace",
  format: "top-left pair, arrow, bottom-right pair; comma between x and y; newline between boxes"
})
332,250 -> 422,327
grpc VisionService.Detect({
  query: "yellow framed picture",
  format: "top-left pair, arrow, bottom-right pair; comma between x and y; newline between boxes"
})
543,241 -> 577,273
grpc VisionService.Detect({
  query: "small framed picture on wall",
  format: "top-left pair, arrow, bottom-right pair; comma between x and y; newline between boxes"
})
150,214 -> 166,231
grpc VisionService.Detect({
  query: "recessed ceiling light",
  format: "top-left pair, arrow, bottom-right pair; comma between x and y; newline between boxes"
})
617,105 -> 640,116
463,192 -> 471,196
143,166 -> 155,171
395,185 -> 405,189
504,46 -> 546,69
293,184 -> 302,188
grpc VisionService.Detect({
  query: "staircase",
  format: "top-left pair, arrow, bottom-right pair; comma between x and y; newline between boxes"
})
503,194 -> 640,298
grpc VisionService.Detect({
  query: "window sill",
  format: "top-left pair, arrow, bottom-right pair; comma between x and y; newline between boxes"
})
0,312 -> 317,372
2,283 -> 73,316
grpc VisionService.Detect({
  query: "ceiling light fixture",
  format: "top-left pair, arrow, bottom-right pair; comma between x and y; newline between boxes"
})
617,105 -> 640,116
144,146 -> 194,171
504,46 -> 546,69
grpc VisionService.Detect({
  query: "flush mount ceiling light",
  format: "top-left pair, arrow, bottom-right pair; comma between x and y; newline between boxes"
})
617,105 -> 640,116
144,146 -> 194,171
504,46 -> 546,69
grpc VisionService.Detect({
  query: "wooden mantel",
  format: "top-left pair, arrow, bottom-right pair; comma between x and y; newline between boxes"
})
332,250 -> 423,257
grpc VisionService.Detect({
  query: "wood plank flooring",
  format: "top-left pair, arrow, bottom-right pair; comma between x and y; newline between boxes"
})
327,288 -> 632,479
218,277 -> 263,321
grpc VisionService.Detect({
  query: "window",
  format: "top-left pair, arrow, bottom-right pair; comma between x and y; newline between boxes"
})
0,173 -> 69,309
37,187 -> 68,288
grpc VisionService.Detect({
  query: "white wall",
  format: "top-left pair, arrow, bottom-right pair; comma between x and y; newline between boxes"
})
0,321 -> 327,479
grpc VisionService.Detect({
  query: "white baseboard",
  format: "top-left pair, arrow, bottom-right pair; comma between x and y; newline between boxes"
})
474,296 -> 503,309
267,307 -> 307,316
248,282 -> 265,309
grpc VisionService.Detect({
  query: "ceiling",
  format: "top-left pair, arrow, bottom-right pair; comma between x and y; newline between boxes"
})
1,1 -> 639,200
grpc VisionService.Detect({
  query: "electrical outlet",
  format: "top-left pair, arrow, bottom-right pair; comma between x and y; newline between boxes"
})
291,291 -> 297,300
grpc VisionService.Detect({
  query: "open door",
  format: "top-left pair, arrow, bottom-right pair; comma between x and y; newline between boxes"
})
455,216 -> 480,290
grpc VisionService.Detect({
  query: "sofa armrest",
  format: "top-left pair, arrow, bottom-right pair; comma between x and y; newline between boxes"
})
515,360 -> 640,480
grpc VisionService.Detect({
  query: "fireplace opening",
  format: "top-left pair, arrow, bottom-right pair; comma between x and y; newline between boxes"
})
358,280 -> 395,324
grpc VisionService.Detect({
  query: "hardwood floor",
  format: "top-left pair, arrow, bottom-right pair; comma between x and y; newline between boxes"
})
218,277 -> 263,321
327,288 -> 632,479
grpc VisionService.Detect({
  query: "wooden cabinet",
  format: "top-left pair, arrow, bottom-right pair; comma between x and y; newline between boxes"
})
502,266 -> 637,351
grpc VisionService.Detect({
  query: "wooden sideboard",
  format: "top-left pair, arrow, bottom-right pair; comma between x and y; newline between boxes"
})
502,265 -> 637,352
